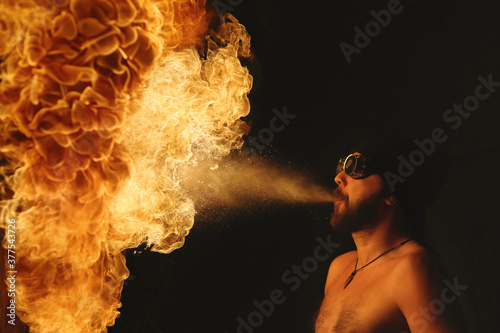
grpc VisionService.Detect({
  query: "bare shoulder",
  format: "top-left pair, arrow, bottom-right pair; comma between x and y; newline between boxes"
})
324,250 -> 357,292
328,250 -> 357,272
389,243 -> 469,332
391,243 -> 447,280
389,242 -> 453,308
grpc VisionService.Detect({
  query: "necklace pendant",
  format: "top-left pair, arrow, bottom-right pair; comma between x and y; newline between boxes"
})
342,238 -> 413,290
344,271 -> 357,289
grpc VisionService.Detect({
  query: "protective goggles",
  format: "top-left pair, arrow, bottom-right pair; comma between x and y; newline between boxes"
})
335,154 -> 377,179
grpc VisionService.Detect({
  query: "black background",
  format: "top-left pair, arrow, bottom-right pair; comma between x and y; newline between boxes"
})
110,0 -> 500,332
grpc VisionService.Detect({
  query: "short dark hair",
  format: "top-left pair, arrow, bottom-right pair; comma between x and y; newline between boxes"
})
351,136 -> 450,238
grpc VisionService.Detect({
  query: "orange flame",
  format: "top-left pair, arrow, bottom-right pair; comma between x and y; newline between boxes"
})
0,0 -> 252,331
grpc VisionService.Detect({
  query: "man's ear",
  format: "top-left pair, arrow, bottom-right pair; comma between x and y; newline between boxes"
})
385,195 -> 398,206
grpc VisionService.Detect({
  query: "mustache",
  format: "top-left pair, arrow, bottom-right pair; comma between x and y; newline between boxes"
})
333,188 -> 348,202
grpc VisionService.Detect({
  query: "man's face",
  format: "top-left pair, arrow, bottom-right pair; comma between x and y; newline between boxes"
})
330,153 -> 388,233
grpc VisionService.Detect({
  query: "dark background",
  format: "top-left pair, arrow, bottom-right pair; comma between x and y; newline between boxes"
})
111,0 -> 500,332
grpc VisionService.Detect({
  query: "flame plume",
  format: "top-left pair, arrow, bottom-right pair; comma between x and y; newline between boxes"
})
0,0 -> 251,331
111,14 -> 252,254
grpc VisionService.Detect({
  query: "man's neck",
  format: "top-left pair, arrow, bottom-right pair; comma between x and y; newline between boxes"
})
351,219 -> 411,267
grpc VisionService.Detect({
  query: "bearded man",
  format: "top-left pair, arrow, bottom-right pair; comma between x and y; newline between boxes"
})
314,137 -> 467,333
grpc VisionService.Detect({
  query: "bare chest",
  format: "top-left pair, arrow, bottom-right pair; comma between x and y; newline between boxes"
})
315,269 -> 408,333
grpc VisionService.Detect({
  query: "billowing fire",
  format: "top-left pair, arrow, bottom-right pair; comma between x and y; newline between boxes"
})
110,11 -> 252,254
1,0 -> 334,332
0,0 -> 252,331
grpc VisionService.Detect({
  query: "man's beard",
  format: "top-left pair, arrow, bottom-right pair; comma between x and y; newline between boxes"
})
330,188 -> 384,233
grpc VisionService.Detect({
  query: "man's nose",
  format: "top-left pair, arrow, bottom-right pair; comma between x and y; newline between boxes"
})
334,171 -> 348,188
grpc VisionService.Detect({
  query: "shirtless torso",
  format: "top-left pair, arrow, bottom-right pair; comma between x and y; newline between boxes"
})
315,241 -> 466,333
318,146 -> 467,332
